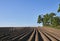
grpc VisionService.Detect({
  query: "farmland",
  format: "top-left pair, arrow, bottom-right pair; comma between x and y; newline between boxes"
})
0,27 -> 60,41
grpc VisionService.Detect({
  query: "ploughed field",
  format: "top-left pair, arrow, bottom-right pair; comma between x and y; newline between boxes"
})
0,27 -> 60,41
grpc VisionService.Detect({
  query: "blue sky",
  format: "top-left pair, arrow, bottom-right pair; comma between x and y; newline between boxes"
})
0,0 -> 60,27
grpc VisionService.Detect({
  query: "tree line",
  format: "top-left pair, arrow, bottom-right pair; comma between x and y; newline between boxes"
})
37,4 -> 60,27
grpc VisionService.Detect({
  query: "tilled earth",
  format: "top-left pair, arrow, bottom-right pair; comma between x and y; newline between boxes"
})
0,27 -> 60,41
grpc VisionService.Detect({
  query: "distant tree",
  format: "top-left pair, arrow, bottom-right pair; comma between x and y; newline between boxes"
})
37,15 -> 42,24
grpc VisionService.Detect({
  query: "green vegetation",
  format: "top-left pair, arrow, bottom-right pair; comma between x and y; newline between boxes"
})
57,4 -> 60,12
37,15 -> 42,24
37,4 -> 60,28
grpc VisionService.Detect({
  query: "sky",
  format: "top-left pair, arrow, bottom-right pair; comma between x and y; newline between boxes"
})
0,0 -> 60,27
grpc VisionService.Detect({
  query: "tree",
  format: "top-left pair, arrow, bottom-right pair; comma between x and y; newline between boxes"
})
37,13 -> 60,27
57,4 -> 60,26
52,17 -> 60,26
57,4 -> 60,12
49,12 -> 56,17
37,15 -> 42,24
49,12 -> 56,25
43,14 -> 50,26
37,4 -> 60,27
